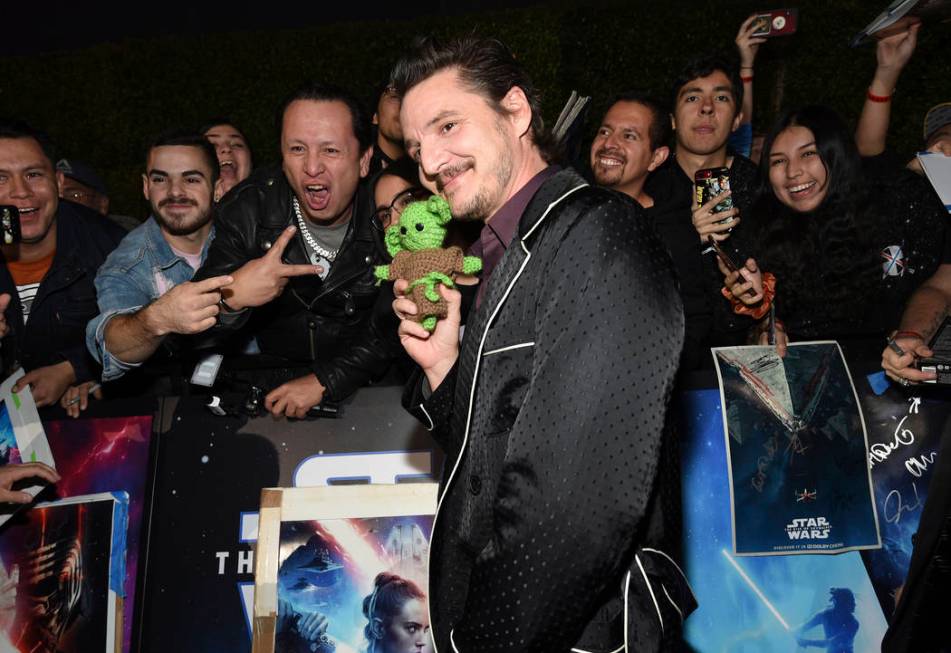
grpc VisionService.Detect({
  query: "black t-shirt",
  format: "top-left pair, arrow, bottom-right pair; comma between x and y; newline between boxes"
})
644,152 -> 759,370
756,153 -> 948,357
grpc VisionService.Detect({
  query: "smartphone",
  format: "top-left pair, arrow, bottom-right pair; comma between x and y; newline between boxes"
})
751,9 -> 799,37
0,206 -> 22,245
917,317 -> 951,384
695,167 -> 734,227
708,236 -> 739,272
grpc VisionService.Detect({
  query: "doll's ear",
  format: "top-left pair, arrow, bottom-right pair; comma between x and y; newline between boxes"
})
384,225 -> 403,256
428,195 -> 453,225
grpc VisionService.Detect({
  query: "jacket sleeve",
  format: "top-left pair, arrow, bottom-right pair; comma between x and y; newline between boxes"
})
311,284 -> 400,402
452,200 -> 685,652
85,262 -> 152,381
192,194 -> 257,331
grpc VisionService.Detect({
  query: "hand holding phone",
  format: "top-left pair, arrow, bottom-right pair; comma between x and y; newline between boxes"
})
0,207 -> 22,245
751,9 -> 799,37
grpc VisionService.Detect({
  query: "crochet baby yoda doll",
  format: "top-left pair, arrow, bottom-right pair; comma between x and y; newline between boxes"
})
375,195 -> 482,331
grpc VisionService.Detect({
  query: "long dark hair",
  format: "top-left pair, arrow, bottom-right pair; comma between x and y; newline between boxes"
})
749,106 -> 880,327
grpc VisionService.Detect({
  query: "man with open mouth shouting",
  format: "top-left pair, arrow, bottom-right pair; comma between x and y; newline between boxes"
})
193,82 -> 392,418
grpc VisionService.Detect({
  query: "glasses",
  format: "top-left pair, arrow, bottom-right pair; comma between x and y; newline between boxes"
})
373,187 -> 431,231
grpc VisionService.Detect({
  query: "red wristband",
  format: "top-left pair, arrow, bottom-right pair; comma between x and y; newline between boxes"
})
893,330 -> 924,341
741,75 -> 754,83
867,88 -> 892,103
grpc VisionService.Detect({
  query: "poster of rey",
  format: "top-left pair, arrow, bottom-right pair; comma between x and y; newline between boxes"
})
253,484 -> 438,653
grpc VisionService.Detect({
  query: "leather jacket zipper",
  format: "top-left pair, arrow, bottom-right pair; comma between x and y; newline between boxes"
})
308,318 -> 317,360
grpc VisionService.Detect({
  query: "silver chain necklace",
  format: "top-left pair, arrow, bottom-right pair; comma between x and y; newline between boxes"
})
292,197 -> 338,263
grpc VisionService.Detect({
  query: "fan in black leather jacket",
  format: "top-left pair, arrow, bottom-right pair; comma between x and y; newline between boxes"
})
192,165 -> 392,402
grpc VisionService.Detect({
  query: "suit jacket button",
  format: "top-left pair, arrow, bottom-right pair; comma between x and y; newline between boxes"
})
469,475 -> 481,495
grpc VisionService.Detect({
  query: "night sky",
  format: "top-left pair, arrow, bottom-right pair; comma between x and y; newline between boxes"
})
2,0 -> 545,57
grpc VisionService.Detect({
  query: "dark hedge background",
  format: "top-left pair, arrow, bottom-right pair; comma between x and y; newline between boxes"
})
0,0 -> 947,216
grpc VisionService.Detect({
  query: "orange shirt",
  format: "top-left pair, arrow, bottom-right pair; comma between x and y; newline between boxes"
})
7,250 -> 55,286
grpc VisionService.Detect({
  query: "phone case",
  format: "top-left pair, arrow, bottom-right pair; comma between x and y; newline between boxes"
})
752,9 -> 799,37
695,167 -> 733,218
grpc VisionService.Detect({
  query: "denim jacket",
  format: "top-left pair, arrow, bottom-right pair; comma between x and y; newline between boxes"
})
85,217 -> 214,381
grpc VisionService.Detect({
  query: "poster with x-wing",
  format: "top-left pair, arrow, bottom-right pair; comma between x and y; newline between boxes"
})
713,342 -> 881,555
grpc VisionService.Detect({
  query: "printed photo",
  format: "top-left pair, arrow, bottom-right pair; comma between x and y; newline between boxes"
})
276,515 -> 434,653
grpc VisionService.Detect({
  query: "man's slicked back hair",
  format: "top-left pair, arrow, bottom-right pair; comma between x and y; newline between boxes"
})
670,54 -> 744,119
390,35 -> 558,162
146,130 -> 221,182
606,90 -> 672,150
0,119 -> 58,168
276,81 -> 372,152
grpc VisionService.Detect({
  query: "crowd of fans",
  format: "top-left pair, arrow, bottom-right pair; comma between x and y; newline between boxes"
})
0,13 -> 948,652
0,20 -> 945,423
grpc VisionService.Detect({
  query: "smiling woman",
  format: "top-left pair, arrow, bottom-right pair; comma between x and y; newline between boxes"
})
738,105 -> 949,356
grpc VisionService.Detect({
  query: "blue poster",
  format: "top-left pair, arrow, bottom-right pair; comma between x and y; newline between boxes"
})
681,388 -> 888,652
276,515 -> 434,653
858,378 -> 948,615
713,342 -> 881,555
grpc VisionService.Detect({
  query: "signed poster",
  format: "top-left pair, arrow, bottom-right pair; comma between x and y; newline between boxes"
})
681,387 -> 888,652
858,381 -> 949,615
713,342 -> 881,556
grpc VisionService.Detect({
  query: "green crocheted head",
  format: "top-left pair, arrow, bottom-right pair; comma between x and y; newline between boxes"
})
384,195 -> 452,256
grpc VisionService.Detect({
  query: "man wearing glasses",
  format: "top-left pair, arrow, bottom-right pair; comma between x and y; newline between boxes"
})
193,82 -> 393,417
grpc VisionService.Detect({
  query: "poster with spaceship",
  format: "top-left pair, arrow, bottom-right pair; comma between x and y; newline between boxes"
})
0,370 -> 56,527
713,342 -> 881,555
680,386 -> 888,652
0,491 -> 129,653
252,483 -> 438,653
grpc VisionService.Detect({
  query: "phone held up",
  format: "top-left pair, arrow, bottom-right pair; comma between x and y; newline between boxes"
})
0,206 -> 22,245
695,167 -> 734,226
751,9 -> 799,37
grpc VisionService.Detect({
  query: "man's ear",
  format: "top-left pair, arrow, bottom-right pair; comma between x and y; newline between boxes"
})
372,111 -> 380,126
55,170 -> 65,195
502,85 -> 533,140
359,145 -> 374,178
142,173 -> 150,202
214,178 -> 225,203
648,146 -> 670,173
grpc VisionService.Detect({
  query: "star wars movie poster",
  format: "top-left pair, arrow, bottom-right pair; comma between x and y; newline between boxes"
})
713,342 -> 881,555
275,515 -> 434,653
681,388 -> 888,652
43,414 -> 153,653
0,371 -> 57,527
0,492 -> 128,653
857,380 -> 948,615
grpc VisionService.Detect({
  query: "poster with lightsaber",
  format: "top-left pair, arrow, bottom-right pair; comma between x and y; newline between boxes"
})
712,342 -> 881,555
681,387 -> 888,652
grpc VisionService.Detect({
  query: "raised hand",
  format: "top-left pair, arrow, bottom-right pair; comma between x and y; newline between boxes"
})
736,15 -> 768,69
222,225 -> 323,311
394,280 -> 460,391
692,190 -> 739,243
144,275 -> 234,336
